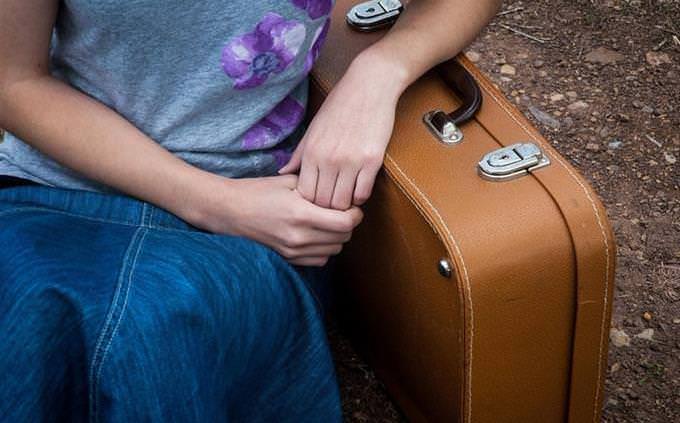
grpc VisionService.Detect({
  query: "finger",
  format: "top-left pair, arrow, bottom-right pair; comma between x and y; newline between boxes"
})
313,167 -> 338,208
297,160 -> 318,202
282,243 -> 343,259
353,166 -> 380,206
330,167 -> 359,210
278,140 -> 304,174
276,174 -> 298,189
304,203 -> 364,233
287,228 -> 351,246
289,256 -> 330,267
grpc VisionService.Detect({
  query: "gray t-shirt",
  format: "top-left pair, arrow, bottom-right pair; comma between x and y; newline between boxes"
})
0,0 -> 333,191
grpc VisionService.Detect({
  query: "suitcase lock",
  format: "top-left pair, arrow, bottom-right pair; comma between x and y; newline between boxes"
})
346,0 -> 403,31
478,143 -> 550,181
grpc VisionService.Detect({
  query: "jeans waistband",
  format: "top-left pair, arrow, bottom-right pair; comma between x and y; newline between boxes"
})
0,184 -> 196,232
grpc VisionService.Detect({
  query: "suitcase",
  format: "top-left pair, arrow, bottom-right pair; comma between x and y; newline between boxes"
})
307,1 -> 617,422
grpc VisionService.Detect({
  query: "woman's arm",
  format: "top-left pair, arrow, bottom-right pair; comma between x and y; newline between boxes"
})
0,0 -> 362,266
280,0 -> 502,209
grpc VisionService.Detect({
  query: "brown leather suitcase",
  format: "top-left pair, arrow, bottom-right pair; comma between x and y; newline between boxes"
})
307,1 -> 617,422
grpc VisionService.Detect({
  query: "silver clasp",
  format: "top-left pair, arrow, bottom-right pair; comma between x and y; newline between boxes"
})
346,0 -> 403,31
478,143 -> 551,181
423,110 -> 464,145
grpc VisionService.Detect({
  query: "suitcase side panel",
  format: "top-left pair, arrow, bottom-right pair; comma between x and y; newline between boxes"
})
335,170 -> 466,422
458,57 -> 617,423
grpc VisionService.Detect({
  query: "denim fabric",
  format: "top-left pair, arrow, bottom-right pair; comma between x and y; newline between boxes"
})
0,185 -> 342,422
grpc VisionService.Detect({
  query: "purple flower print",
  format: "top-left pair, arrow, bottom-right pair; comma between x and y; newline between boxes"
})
241,96 -> 305,150
271,149 -> 294,169
304,18 -> 330,73
221,13 -> 306,90
291,0 -> 333,19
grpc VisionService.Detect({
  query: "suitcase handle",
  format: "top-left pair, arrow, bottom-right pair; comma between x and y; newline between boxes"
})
346,1 -> 482,144
423,59 -> 483,144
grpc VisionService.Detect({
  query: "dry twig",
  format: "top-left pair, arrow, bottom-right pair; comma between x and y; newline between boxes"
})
497,23 -> 549,44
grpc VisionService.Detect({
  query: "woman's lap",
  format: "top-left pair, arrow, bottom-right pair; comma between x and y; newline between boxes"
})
0,186 -> 341,423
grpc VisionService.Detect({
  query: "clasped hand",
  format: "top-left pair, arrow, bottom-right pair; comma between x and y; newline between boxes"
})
279,51 -> 401,211
197,53 -> 402,266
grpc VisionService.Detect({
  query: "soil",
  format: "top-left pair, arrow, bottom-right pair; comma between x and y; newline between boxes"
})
330,1 -> 680,422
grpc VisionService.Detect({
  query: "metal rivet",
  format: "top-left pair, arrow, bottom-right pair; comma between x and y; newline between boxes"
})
438,258 -> 452,278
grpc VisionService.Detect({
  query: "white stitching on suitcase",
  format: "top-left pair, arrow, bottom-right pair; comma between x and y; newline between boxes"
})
384,154 -> 475,423
465,64 -> 611,422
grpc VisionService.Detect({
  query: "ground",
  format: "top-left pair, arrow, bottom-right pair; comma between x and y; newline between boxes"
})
330,1 -> 680,422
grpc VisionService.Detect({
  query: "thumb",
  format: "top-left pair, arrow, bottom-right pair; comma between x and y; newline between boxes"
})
278,139 -> 305,174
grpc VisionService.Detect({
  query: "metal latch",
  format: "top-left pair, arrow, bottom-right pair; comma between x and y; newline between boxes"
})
478,143 -> 550,181
423,110 -> 464,144
346,0 -> 403,31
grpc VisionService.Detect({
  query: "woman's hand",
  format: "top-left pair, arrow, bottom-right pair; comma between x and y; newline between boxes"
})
184,173 -> 363,267
278,50 -> 408,210
279,0 -> 502,210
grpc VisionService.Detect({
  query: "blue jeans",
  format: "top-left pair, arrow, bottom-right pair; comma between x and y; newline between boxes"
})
0,185 -> 342,422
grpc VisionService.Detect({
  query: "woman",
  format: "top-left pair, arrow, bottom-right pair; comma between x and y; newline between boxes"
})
0,0 -> 500,421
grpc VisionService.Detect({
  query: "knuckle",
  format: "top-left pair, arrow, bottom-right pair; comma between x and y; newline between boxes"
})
325,154 -> 341,168
286,232 -> 306,248
362,148 -> 383,166
312,257 -> 329,267
278,246 -> 296,259
331,197 -> 350,211
288,208 -> 304,224
354,191 -> 370,204
339,216 -> 355,232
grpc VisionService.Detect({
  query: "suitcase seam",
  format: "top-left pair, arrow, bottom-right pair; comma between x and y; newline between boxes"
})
463,60 -> 612,423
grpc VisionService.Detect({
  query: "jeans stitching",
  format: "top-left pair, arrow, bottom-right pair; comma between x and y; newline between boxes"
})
0,206 -> 197,235
88,227 -> 148,423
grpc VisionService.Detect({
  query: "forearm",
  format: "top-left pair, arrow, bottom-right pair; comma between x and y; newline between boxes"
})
0,75 -> 221,223
353,0 -> 502,93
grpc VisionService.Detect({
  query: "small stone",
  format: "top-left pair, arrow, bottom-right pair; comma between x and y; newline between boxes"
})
642,105 -> 654,114
673,318 -> 680,324
568,101 -> 589,112
500,64 -> 516,76
550,93 -> 565,102
566,91 -> 578,99
608,139 -> 623,149
611,362 -> 621,373
643,311 -> 653,321
466,51 -> 481,63
585,47 -> 625,65
529,106 -> 561,129
586,142 -> 600,152
533,59 -> 545,68
664,152 -> 677,164
635,328 -> 654,341
538,70 -> 548,78
646,51 -> 672,66
617,113 -> 631,122
632,100 -> 644,109
610,328 -> 631,347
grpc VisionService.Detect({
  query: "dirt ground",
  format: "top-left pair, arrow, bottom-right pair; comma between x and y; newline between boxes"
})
330,1 -> 679,422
